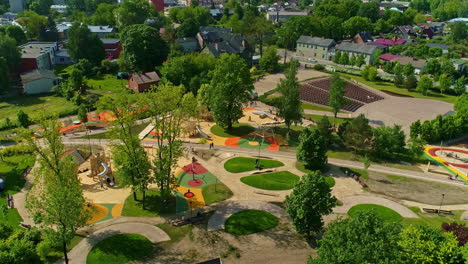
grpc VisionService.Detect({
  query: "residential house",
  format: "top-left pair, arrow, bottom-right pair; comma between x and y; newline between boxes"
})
426,43 -> 450,54
18,42 -> 58,73
186,0 -> 211,6
352,32 -> 373,44
57,23 -> 115,40
175,37 -> 199,52
391,25 -> 415,40
20,70 -> 59,95
451,59 -> 466,72
149,0 -> 164,12
128,72 -> 160,92
197,27 -> 252,63
427,22 -> 446,33
296,36 -> 336,61
394,56 -> 427,74
9,0 -> 26,13
54,49 -> 73,65
335,42 -> 379,65
1,12 -> 17,20
101,38 -> 122,59
266,10 -> 308,23
375,38 -> 406,47
379,53 -> 401,62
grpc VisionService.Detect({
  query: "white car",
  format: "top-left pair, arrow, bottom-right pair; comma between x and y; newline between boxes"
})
307,58 -> 317,63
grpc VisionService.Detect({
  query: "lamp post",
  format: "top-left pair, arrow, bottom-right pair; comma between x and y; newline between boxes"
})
438,193 -> 445,215
184,189 -> 194,218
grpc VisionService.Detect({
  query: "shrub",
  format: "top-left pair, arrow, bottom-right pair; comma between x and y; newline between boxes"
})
314,64 -> 325,71
1,143 -> 34,156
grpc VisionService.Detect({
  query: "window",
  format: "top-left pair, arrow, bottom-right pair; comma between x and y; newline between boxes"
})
60,58 -> 64,62
314,53 -> 316,57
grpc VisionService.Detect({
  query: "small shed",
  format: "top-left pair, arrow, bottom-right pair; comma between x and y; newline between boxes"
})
128,72 -> 160,93
20,70 -> 59,95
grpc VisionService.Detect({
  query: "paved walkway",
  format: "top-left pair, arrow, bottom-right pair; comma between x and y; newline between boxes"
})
11,162 -> 39,226
65,222 -> 170,264
333,195 -> 419,218
207,200 -> 288,231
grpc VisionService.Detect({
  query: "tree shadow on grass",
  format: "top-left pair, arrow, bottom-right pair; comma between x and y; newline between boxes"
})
88,233 -> 153,263
124,191 -> 177,216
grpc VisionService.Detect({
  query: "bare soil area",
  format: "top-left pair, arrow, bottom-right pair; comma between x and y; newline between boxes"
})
144,218 -> 313,264
363,172 -> 468,205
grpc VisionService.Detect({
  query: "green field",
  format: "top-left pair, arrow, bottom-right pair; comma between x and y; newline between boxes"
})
348,204 -> 403,222
224,157 -> 284,173
121,190 -> 176,217
225,209 -> 278,235
240,171 -> 299,190
87,74 -> 128,93
210,123 -> 255,138
202,183 -> 233,205
86,234 -> 153,264
0,94 -> 78,123
339,73 -> 458,104
305,114 -> 351,125
0,154 -> 35,228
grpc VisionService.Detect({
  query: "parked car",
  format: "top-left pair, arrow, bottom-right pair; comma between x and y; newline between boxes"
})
307,58 -> 317,63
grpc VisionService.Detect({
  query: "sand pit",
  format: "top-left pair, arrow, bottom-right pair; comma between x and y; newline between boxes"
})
78,171 -> 131,204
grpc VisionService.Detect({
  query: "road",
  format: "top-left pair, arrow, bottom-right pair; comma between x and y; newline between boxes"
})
61,137 -> 467,188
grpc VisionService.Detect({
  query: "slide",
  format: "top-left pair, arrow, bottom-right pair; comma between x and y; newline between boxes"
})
196,126 -> 212,140
252,111 -> 277,121
98,162 -> 115,187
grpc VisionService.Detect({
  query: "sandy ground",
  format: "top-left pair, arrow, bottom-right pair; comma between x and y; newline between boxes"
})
78,169 -> 131,204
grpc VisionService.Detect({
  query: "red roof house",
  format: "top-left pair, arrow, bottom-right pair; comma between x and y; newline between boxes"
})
379,53 -> 402,62
101,38 -> 122,60
128,72 -> 160,93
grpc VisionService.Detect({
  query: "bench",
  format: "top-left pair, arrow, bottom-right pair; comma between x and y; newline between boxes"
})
19,222 -> 31,229
250,169 -> 275,175
170,214 -> 205,227
6,194 -> 13,209
423,208 -> 453,214
254,191 -> 279,197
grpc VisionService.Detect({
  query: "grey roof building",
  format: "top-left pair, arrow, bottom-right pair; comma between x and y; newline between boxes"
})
335,42 -> 380,64
197,27 -> 252,63
296,36 -> 336,61
297,36 -> 336,48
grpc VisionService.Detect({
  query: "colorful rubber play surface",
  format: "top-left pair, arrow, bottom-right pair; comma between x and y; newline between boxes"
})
225,134 -> 279,151
424,146 -> 468,181
174,162 -> 218,213
86,203 -> 123,224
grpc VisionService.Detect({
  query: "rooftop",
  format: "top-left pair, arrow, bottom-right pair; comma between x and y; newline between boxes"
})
21,70 -> 57,83
19,42 -> 57,59
335,42 -> 379,55
380,53 -> 402,61
426,43 -> 450,50
394,56 -> 427,69
100,38 -> 120,45
267,10 -> 308,16
131,72 -> 160,84
297,36 -> 335,47
375,38 -> 406,46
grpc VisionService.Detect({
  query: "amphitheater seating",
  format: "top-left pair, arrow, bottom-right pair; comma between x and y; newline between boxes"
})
299,77 -> 383,112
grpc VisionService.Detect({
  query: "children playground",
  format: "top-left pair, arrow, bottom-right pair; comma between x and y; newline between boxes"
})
424,146 -> 468,181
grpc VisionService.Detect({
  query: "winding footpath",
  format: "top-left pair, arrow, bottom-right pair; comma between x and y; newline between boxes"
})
64,222 -> 170,264
333,195 -> 419,218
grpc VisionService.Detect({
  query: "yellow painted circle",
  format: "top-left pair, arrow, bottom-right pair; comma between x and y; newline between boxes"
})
248,141 -> 259,146
86,203 -> 108,224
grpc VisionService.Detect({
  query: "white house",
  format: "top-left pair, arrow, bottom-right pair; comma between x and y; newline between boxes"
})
21,70 -> 59,95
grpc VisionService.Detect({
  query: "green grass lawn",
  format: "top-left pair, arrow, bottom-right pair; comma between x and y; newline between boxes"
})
305,114 -> 351,125
0,154 -> 35,228
339,73 -> 458,104
80,122 -> 150,139
86,234 -> 153,264
156,223 -> 192,243
0,94 -> 78,123
87,74 -> 128,93
295,162 -> 310,174
348,204 -> 403,222
324,176 -> 335,188
121,190 -> 176,217
240,171 -> 299,190
224,157 -> 284,173
301,102 -> 335,112
202,183 -> 233,205
225,209 -> 278,235
210,123 -> 255,138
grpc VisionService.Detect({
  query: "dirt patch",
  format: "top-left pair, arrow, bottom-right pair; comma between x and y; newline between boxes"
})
145,220 -> 312,264
363,172 -> 468,205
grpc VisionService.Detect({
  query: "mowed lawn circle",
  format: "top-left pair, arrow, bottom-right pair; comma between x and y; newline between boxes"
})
348,204 -> 403,222
240,171 -> 299,190
224,157 -> 284,173
225,210 -> 278,235
86,234 -> 153,264
210,123 -> 255,138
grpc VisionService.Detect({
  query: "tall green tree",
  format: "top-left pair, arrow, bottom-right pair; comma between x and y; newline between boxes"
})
285,171 -> 336,238
399,225 -> 463,263
27,0 -> 53,15
0,57 -> 10,93
439,74 -> 452,94
372,125 -> 406,160
405,74 -> 418,90
114,0 -> 152,29
313,211 -> 402,263
343,16 -> 373,38
454,77 -> 466,95
20,117 -> 90,264
90,3 -> 117,26
416,75 -> 432,95
5,25 -> 27,45
17,10 -> 48,40
450,22 -> 467,43
17,110 -> 31,128
276,60 -> 303,138
0,33 -> 20,72
142,84 -> 197,198
316,115 -> 332,147
328,74 -> 347,126
296,128 -> 328,171
67,23 -> 105,64
342,114 -> 374,153
259,45 -> 280,73
120,24 -> 168,72
98,94 -> 152,205
207,54 -> 253,129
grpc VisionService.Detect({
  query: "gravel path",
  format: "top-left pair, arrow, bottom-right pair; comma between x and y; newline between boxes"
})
65,222 -> 170,264
333,195 -> 419,218
207,200 -> 288,231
